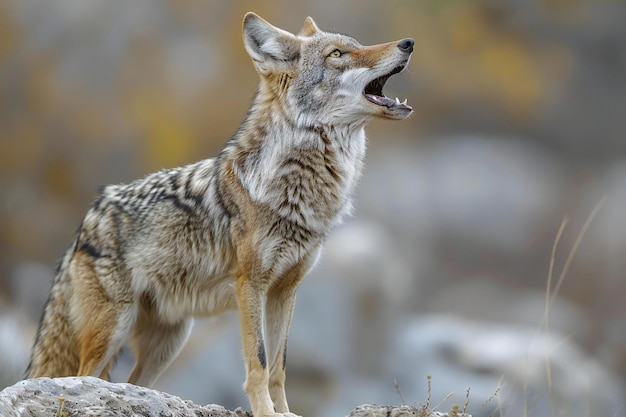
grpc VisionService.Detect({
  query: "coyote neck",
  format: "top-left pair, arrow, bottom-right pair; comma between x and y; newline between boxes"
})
222,96 -> 367,234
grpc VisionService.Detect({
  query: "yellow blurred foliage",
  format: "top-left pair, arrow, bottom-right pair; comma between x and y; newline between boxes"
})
129,91 -> 195,170
409,2 -> 555,123
0,123 -> 44,175
43,155 -> 76,200
448,8 -> 490,53
0,7 -> 15,60
480,40 -> 542,119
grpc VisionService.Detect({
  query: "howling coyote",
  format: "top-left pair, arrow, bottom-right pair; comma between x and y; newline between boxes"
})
27,12 -> 413,417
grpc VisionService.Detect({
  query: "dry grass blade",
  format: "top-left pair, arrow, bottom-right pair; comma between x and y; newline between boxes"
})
549,196 -> 606,307
393,378 -> 407,405
524,196 -> 606,417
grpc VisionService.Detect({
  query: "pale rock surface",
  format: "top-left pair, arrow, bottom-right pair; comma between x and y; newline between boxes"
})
0,377 -> 470,417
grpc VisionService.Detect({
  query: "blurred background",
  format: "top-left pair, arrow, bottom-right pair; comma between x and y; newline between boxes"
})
1,1 -> 625,416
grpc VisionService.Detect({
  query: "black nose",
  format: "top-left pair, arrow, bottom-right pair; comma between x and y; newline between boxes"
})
397,38 -> 414,53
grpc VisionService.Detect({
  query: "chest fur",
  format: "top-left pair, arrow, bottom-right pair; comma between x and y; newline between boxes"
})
236,127 -> 366,232
226,125 -> 366,278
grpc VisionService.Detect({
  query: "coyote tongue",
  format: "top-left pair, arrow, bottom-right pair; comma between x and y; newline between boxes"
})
363,65 -> 411,111
365,94 -> 406,107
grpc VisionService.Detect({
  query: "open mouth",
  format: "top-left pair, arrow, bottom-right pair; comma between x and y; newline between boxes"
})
363,64 -> 412,112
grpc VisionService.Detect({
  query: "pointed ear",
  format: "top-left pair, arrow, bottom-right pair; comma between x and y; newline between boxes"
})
242,12 -> 300,72
297,16 -> 320,37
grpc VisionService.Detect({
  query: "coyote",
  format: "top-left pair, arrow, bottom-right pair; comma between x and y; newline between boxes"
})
27,12 -> 413,417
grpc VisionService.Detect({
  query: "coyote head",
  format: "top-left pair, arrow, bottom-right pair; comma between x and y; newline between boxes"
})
242,12 -> 413,127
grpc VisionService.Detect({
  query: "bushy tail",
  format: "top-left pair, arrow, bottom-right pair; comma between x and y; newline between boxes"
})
26,248 -> 80,378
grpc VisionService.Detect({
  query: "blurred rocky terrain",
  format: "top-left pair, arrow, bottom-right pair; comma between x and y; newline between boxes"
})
1,1 -> 625,417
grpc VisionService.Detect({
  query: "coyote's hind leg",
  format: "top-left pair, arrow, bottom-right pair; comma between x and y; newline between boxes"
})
127,297 -> 193,387
71,252 -> 137,379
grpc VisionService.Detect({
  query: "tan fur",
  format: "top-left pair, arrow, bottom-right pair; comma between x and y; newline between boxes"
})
352,41 -> 399,67
27,12 -> 413,417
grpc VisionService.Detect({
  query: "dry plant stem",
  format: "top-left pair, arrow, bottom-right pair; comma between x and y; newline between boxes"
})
55,397 -> 66,417
544,216 -> 569,331
549,196 -> 606,307
425,375 -> 432,410
524,197 -> 606,417
542,215 -> 568,394
431,392 -> 454,413
393,378 -> 407,405
463,388 -> 470,415
481,378 -> 502,417
545,197 -> 605,413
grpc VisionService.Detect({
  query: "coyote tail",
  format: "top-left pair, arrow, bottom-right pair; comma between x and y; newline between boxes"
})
27,247 -> 81,378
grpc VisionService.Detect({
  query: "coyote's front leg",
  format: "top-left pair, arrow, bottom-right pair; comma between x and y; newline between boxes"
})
237,266 -> 296,417
236,255 -> 305,417
265,274 -> 300,414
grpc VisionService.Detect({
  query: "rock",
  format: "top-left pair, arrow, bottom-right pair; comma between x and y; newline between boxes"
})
0,376 -> 470,417
0,376 -> 250,417
347,404 -> 470,417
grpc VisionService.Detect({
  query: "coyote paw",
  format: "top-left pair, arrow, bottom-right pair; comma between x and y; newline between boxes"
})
259,413 -> 301,417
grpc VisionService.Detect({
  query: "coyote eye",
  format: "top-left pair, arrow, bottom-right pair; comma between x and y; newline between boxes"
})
329,49 -> 342,58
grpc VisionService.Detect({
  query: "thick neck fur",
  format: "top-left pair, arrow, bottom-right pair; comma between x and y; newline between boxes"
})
219,80 -> 368,235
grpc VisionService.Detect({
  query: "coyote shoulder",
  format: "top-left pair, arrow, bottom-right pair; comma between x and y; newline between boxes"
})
27,12 -> 413,417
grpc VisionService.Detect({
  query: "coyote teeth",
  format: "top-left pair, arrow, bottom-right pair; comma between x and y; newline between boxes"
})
395,97 -> 408,106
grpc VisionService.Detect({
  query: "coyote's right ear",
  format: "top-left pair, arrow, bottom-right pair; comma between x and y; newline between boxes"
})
297,17 -> 320,37
243,12 -> 300,74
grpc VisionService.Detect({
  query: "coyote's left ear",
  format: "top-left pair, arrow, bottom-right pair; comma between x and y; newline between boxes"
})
243,12 -> 300,73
